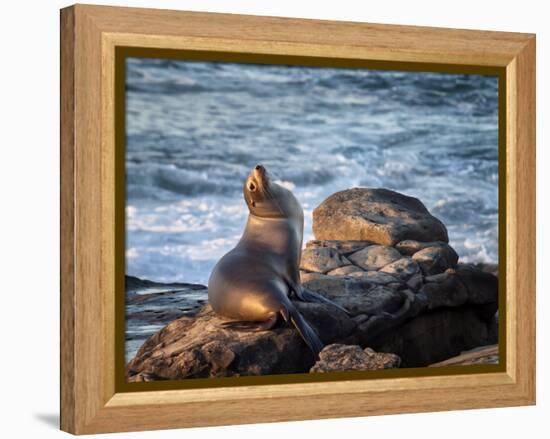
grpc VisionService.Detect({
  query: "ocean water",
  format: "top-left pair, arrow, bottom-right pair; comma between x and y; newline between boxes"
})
125,58 -> 499,285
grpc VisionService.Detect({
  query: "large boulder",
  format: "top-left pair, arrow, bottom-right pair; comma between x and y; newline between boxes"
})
310,344 -> 400,373
312,188 -> 448,245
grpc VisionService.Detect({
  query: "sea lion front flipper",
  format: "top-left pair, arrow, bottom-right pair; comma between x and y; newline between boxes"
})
220,313 -> 278,332
280,304 -> 323,357
291,284 -> 350,316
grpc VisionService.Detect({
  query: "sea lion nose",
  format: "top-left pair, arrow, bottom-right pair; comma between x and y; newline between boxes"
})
255,164 -> 263,171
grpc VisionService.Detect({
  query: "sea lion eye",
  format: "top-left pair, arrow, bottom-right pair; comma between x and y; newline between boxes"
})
248,182 -> 256,191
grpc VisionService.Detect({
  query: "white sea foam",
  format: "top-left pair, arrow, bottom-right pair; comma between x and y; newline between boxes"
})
126,248 -> 139,259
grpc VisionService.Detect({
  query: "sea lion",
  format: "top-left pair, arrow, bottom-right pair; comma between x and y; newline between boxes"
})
208,164 -> 346,356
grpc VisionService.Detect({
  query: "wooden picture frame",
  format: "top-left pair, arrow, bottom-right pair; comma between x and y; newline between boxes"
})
60,4 -> 536,434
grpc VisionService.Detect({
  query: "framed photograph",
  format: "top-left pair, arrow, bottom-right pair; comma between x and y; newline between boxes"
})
60,4 -> 536,434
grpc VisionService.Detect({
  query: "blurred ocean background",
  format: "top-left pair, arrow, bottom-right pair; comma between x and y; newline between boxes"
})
125,57 -> 499,286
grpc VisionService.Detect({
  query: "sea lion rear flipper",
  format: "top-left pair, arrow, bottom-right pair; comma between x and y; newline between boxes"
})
281,305 -> 323,357
293,286 -> 350,316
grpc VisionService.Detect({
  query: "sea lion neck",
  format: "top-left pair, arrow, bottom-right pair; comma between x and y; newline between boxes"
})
240,214 -> 297,254
246,212 -> 289,225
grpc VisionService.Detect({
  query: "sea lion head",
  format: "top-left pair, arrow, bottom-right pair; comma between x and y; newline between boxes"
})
243,164 -> 301,219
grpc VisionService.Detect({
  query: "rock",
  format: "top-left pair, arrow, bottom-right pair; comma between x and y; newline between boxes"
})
306,239 -> 373,255
419,270 -> 469,310
327,265 -> 364,276
301,273 -> 350,298
348,245 -> 402,271
368,306 -> 497,367
310,344 -> 401,373
302,273 -> 406,317
429,344 -> 499,367
201,341 -> 236,375
126,303 -> 356,381
412,244 -> 459,275
395,240 -> 448,256
312,188 -> 448,245
406,272 -> 424,291
420,267 -> 498,320
353,293 -> 417,343
401,289 -> 425,316
352,314 -> 370,325
300,271 -> 325,283
294,302 -> 357,345
342,285 -> 407,316
347,270 -> 400,285
473,262 -> 499,277
379,257 -> 420,281
300,247 -> 351,273
455,264 -> 499,305
387,282 -> 405,290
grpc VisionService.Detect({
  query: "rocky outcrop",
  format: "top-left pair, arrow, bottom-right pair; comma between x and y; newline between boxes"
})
312,188 -> 448,245
366,306 -> 496,367
298,233 -> 497,366
126,302 -> 355,381
310,344 -> 401,373
126,188 -> 499,379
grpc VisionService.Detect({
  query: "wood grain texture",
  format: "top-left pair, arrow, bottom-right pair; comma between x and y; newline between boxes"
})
100,17 -> 117,409
75,8 -> 104,429
60,4 -> 536,434
510,37 -> 536,398
60,6 -> 75,434
82,4 -> 530,66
